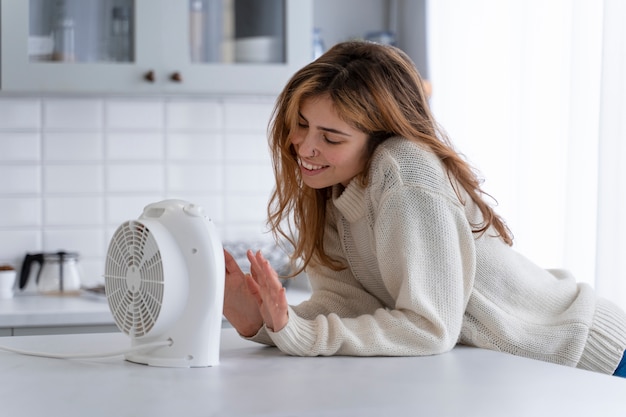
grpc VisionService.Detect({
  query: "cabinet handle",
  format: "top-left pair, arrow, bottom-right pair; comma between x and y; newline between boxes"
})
143,70 -> 156,83
170,72 -> 183,83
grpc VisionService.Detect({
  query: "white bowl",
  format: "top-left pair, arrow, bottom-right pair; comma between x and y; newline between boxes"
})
235,36 -> 283,63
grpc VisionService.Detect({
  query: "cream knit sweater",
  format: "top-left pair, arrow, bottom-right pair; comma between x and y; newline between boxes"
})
251,137 -> 626,374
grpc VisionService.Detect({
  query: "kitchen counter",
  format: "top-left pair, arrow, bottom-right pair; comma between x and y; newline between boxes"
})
0,328 -> 625,417
0,293 -> 118,336
0,280 -> 311,337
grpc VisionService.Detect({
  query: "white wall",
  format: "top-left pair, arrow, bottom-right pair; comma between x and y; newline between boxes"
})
0,95 -> 278,287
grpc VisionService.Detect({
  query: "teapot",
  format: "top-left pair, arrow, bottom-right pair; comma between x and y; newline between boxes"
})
19,251 -> 82,295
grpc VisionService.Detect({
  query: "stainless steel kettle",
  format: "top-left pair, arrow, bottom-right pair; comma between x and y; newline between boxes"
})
19,251 -> 82,295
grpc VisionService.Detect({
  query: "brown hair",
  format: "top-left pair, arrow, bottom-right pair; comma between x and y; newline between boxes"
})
267,41 -> 512,275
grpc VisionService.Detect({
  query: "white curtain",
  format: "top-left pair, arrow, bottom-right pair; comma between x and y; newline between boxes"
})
596,0 -> 626,305
427,0 -> 626,309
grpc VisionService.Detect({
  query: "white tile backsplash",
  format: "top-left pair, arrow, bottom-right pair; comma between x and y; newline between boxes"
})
0,132 -> 41,161
43,132 -> 103,161
43,99 -> 103,129
0,197 -> 42,227
167,163 -> 223,193
106,163 -> 165,193
44,164 -> 104,193
224,163 -> 274,193
0,95 -> 279,284
0,165 -> 41,194
223,99 -> 275,131
166,132 -> 222,161
42,228 -> 105,257
106,100 -> 164,129
0,230 -> 41,260
0,99 -> 41,129
224,194 -> 271,223
44,196 -> 104,226
166,100 -> 222,129
106,132 -> 164,160
223,133 -> 271,161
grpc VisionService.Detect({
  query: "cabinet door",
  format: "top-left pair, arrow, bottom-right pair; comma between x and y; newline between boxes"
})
0,0 -> 313,95
159,0 -> 313,95
0,0 -> 164,94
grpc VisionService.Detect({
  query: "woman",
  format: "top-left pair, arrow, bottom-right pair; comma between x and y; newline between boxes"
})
223,40 -> 626,377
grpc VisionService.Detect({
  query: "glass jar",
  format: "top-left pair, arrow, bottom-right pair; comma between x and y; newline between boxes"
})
51,15 -> 75,61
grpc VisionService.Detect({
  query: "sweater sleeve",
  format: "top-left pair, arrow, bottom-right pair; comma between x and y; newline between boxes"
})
247,210 -> 387,347
264,184 -> 477,357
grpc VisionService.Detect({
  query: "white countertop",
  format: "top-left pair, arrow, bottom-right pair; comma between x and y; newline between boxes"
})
0,285 -> 310,333
0,328 -> 625,417
0,292 -> 114,328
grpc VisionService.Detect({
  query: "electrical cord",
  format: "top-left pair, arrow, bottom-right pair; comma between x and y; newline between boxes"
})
0,338 -> 173,360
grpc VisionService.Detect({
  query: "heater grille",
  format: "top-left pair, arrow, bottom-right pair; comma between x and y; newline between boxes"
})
104,220 -> 164,337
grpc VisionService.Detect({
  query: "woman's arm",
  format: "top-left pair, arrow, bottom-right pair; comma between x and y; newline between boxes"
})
245,213 -> 387,345
266,187 -> 477,356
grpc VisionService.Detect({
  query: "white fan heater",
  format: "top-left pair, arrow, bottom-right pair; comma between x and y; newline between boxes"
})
104,199 -> 224,367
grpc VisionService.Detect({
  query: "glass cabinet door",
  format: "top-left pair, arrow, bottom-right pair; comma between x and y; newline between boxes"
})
28,0 -> 134,63
165,0 -> 311,94
187,0 -> 285,65
2,0 -> 148,93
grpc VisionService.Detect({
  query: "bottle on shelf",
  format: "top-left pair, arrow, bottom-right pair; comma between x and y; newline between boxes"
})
109,6 -> 132,62
190,0 -> 206,62
51,0 -> 75,62
364,30 -> 396,46
312,27 -> 325,60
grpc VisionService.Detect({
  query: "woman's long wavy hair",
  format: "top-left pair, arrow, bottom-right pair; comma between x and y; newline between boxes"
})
267,41 -> 512,275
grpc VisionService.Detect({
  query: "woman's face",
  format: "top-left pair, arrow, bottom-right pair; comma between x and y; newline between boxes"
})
290,95 -> 369,189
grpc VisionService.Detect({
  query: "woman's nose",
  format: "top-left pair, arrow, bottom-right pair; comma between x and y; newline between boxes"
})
297,132 -> 317,157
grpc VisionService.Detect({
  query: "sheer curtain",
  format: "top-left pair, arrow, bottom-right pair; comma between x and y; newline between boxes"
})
596,0 -> 626,306
427,0 -> 626,309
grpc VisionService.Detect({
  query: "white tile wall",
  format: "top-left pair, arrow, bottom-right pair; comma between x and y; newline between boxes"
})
0,95 -> 278,287
0,99 -> 41,129
0,133 -> 40,161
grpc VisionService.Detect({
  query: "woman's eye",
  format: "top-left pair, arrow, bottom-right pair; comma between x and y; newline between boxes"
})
297,122 -> 308,129
323,135 -> 340,145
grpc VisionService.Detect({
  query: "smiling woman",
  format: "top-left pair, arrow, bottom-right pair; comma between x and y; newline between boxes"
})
222,40 -> 626,379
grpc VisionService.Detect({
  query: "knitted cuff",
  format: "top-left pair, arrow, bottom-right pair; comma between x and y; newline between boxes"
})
268,306 -> 320,356
612,351 -> 626,377
578,298 -> 626,374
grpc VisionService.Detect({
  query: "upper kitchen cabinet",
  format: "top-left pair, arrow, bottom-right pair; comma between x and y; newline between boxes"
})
313,0 -> 428,79
0,0 -> 313,95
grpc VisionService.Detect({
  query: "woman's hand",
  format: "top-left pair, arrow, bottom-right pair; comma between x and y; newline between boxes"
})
247,250 -> 289,332
223,249 -> 264,337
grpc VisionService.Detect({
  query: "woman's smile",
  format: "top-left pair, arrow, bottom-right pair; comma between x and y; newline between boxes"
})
298,158 -> 329,174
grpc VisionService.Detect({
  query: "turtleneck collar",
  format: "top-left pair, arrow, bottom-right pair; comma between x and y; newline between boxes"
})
332,179 -> 366,223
